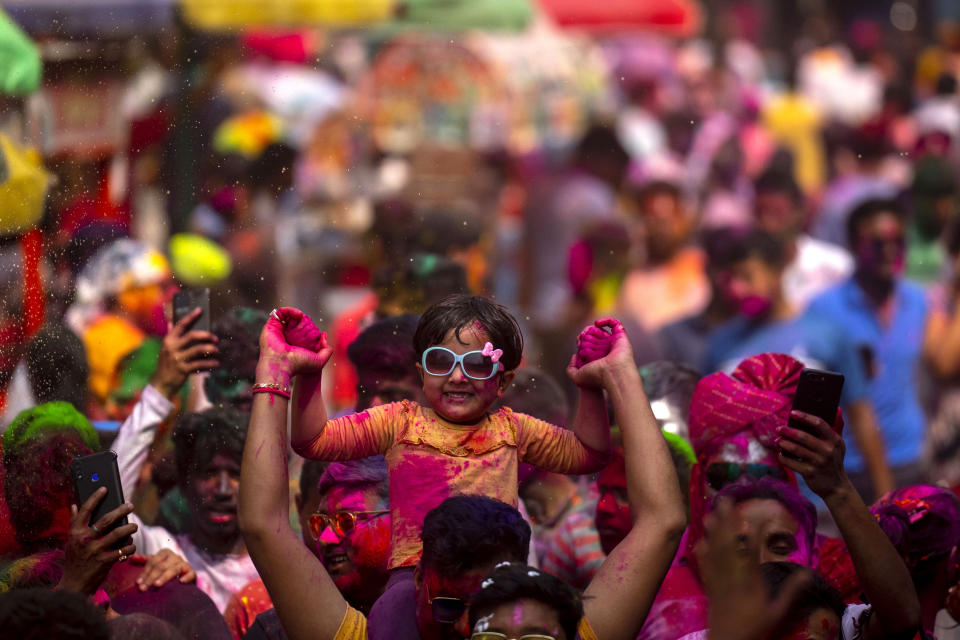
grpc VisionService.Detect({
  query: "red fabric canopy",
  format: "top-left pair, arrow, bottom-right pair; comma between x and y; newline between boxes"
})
537,0 -> 700,37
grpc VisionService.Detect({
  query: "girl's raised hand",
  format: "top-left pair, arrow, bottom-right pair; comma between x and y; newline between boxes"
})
259,308 -> 333,379
276,307 -> 326,352
567,318 -> 634,388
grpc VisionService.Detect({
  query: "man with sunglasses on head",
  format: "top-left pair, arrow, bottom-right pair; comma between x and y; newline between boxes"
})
240,310 -> 688,640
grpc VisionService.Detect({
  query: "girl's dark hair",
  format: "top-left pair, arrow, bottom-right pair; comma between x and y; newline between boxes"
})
413,295 -> 523,371
468,563 -> 582,640
761,562 -> 846,628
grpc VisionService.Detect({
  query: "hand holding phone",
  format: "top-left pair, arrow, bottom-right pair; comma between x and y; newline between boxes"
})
152,295 -> 220,399
70,451 -> 129,544
173,288 -> 210,333
788,368 -> 844,434
777,368 -> 848,498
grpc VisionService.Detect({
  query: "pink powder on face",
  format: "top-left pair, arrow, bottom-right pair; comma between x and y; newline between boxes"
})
512,603 -> 524,627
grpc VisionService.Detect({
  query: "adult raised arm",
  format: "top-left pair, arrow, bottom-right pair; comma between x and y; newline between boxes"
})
238,312 -> 348,640
777,410 -> 921,639
572,321 -> 688,640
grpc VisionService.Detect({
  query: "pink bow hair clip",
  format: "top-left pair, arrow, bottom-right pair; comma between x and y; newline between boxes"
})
481,342 -> 503,363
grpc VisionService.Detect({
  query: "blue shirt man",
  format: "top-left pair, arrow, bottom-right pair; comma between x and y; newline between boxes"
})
807,278 -> 928,473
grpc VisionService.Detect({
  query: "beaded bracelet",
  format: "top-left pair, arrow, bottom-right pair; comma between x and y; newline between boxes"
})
252,382 -> 291,403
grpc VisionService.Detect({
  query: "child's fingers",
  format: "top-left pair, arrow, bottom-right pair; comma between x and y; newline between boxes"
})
582,326 -> 611,341
579,334 -> 610,348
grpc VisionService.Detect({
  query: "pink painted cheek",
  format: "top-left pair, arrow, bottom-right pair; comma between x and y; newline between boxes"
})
739,295 -> 772,318
351,517 -> 391,572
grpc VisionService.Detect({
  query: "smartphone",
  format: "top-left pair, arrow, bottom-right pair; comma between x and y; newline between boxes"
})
789,368 -> 845,432
70,451 -> 128,547
173,288 -> 210,333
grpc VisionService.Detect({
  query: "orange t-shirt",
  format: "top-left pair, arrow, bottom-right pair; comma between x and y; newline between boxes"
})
295,401 -> 609,569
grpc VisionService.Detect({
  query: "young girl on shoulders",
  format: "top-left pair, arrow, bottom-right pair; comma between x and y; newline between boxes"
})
256,294 -> 623,570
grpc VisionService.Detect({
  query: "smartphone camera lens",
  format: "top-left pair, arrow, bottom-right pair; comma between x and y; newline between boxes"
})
92,473 -> 99,482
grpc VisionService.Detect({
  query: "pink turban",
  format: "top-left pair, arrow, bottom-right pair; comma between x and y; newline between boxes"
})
689,353 -> 805,458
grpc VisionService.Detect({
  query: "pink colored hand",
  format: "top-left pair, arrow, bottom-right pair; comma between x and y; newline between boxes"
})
274,307 -> 325,352
576,325 -> 613,367
567,318 -> 632,389
259,308 -> 332,378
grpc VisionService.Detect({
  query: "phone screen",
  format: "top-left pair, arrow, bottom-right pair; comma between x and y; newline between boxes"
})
789,368 -> 844,432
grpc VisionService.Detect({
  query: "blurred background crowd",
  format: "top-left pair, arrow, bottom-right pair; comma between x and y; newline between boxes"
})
4,0 -> 960,639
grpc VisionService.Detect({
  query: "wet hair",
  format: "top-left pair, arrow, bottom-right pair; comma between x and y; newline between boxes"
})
4,433 -> 94,549
413,295 -> 523,371
205,307 -> 269,406
421,496 -> 530,576
497,367 -> 569,426
172,407 -> 249,482
761,562 -> 845,629
469,563 -> 582,640
871,485 -> 960,583
107,613 -> 186,640
348,314 -> 420,396
846,198 -> 906,248
300,461 -> 329,501
754,169 -> 802,204
316,456 -> 389,505
25,323 -> 88,409
713,477 -> 817,557
0,587 -> 108,640
727,229 -> 786,269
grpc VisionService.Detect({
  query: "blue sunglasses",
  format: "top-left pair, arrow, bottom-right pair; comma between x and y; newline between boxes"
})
421,347 -> 500,380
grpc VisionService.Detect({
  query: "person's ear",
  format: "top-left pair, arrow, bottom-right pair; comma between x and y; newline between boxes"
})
415,363 -> 424,385
497,370 -> 516,396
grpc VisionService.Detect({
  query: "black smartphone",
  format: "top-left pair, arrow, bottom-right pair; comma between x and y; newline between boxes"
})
70,451 -> 128,547
173,288 -> 210,333
789,368 -> 845,432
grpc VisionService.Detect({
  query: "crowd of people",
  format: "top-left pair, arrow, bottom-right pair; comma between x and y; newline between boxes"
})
6,3 -> 960,640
